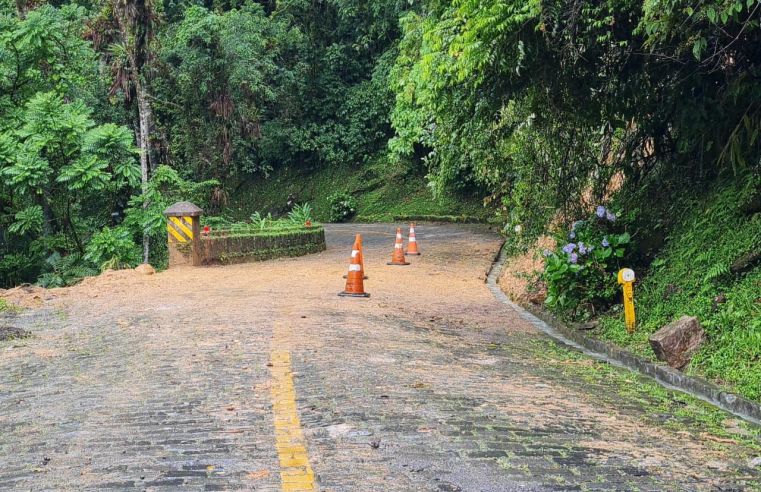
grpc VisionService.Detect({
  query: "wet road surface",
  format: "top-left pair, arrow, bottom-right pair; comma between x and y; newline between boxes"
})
0,223 -> 759,491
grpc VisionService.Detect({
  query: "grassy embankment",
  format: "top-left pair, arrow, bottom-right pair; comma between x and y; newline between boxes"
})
597,180 -> 761,401
225,160 -> 489,223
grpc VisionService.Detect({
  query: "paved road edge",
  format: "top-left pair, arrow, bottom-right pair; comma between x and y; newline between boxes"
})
486,247 -> 761,425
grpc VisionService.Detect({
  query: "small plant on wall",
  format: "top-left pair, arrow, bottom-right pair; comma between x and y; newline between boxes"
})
328,192 -> 357,222
288,203 -> 313,225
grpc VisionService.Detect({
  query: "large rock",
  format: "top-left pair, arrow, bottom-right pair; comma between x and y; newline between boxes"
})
649,316 -> 704,370
740,192 -> 761,215
730,249 -> 761,274
134,264 -> 156,275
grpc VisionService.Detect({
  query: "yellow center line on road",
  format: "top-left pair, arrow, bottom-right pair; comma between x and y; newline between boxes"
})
269,348 -> 316,491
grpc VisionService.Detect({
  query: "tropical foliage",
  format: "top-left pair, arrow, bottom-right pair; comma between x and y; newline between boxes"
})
388,0 -> 761,234
2,0 -> 761,290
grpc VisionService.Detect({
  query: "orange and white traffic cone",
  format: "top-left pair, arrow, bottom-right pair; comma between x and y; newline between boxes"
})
387,228 -> 410,266
406,223 -> 420,256
344,234 -> 368,279
339,235 -> 370,297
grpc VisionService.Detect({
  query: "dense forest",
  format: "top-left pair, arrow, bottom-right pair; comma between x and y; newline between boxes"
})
2,0 -> 760,289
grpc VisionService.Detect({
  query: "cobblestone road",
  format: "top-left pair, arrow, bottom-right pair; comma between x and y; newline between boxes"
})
1,224 -> 760,491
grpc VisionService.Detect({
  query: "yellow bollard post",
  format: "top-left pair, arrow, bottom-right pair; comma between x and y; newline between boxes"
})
617,268 -> 636,333
163,201 -> 203,267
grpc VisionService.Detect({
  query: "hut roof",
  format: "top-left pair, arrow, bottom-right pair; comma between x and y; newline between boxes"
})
163,201 -> 204,217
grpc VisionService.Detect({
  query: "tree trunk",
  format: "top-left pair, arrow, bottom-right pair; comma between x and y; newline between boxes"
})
34,192 -> 56,237
14,0 -> 26,19
136,82 -> 152,264
112,0 -> 157,264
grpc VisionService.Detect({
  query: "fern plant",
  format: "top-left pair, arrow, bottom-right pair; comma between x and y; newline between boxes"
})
37,253 -> 98,288
250,211 -> 272,230
703,262 -> 730,284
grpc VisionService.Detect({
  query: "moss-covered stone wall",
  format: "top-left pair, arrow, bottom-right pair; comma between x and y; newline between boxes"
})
198,227 -> 326,266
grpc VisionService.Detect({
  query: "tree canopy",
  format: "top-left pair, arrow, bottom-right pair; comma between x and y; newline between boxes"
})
2,0 -> 760,286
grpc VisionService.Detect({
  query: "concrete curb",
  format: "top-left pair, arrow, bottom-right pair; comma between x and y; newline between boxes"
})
486,247 -> 761,425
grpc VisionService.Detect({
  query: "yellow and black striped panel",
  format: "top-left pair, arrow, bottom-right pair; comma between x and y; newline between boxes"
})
167,216 -> 194,243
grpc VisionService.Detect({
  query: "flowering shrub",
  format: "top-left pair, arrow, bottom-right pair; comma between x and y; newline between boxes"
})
328,192 -> 357,222
542,206 -> 631,319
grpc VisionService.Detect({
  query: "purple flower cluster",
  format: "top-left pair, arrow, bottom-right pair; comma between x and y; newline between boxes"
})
570,253 -> 579,264
596,205 -> 617,222
578,242 -> 593,255
542,250 -> 552,257
602,236 -> 610,247
562,243 -> 577,254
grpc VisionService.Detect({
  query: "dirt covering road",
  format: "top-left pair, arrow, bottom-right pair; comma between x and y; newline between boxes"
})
1,223 -> 760,491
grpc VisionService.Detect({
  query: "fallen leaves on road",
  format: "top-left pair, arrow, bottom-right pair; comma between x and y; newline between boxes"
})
700,433 -> 737,445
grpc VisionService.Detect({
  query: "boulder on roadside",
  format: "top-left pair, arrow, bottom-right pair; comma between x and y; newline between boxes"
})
134,264 -> 156,276
740,192 -> 761,215
730,249 -> 761,274
649,316 -> 704,370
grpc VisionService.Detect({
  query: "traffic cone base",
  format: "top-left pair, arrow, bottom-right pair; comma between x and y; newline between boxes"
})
387,261 -> 410,265
338,291 -> 370,298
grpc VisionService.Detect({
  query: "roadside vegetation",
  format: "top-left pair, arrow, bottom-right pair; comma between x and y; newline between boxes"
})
597,179 -> 761,401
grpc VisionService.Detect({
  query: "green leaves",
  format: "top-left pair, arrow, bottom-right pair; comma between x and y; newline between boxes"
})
0,9 -> 141,288
82,124 -> 141,188
8,206 -> 44,236
84,226 -> 140,268
3,150 -> 52,195
692,37 -> 707,59
542,210 -> 634,320
288,203 -> 313,225
57,155 -> 109,191
4,92 -> 138,196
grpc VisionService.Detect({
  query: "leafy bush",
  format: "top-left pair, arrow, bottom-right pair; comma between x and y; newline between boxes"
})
542,206 -> 632,320
84,226 -> 140,271
250,212 -> 272,230
201,216 -> 234,230
288,203 -> 312,225
37,253 -> 98,288
0,253 -> 41,289
328,192 -> 357,222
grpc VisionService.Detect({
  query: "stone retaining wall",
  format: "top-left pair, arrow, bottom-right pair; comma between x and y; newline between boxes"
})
198,227 -> 326,266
